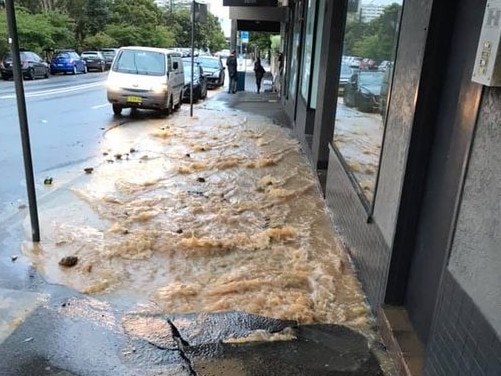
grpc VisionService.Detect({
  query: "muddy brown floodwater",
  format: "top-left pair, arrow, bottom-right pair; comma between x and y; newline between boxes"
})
22,106 -> 371,333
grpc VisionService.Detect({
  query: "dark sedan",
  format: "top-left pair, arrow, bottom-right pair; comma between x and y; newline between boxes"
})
195,56 -> 225,88
101,48 -> 118,70
1,51 -> 49,80
81,51 -> 106,72
343,71 -> 384,113
182,61 -> 207,102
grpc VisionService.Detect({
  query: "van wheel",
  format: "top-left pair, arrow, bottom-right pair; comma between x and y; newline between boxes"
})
174,93 -> 182,111
162,97 -> 173,116
112,104 -> 122,115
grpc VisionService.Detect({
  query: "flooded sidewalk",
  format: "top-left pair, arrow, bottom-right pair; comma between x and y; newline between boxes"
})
2,91 -> 394,375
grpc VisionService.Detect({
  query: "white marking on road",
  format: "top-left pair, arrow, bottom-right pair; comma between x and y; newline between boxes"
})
0,81 -> 105,100
91,103 -> 109,110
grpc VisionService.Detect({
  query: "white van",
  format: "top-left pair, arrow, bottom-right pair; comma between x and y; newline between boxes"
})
106,46 -> 185,115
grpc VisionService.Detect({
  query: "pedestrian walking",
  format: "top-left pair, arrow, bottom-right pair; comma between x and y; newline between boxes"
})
253,57 -> 266,93
226,50 -> 238,94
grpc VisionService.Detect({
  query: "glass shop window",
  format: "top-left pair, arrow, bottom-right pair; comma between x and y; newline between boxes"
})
332,1 -> 403,205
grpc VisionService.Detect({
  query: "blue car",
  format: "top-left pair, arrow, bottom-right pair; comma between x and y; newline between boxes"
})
50,50 -> 87,75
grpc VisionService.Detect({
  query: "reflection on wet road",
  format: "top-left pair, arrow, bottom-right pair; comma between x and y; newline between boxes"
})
334,99 -> 384,202
22,105 -> 370,331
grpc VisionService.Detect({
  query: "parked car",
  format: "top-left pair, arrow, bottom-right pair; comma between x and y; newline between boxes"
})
106,47 -> 185,116
50,49 -> 87,75
343,71 -> 385,113
195,56 -> 225,88
338,63 -> 353,95
0,51 -> 49,80
100,48 -> 118,70
182,60 -> 207,102
378,60 -> 393,72
80,51 -> 106,72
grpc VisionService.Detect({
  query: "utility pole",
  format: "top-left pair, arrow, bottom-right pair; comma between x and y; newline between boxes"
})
4,0 -> 41,242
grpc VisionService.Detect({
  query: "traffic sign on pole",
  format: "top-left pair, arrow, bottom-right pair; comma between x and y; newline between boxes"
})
241,31 -> 249,43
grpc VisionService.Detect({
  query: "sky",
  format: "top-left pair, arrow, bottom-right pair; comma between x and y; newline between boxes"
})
206,0 -> 228,19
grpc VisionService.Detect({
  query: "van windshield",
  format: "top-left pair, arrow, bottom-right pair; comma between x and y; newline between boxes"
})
112,50 -> 166,76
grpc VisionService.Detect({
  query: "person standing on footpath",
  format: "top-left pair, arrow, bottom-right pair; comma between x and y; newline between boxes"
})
253,57 -> 265,93
226,50 -> 238,94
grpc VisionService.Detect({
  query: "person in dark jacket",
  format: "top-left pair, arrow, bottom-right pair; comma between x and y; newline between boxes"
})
226,50 -> 238,94
253,57 -> 265,93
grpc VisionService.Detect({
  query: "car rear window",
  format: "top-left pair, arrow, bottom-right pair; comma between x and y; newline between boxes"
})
197,58 -> 220,69
54,53 -> 71,59
112,50 -> 166,76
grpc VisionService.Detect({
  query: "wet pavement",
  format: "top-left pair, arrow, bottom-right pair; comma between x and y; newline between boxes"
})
0,72 -> 395,375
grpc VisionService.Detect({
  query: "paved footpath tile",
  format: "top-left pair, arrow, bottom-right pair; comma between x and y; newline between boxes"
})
0,288 -> 46,345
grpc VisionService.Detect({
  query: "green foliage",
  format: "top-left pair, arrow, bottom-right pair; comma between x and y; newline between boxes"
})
0,8 -> 76,57
82,32 -> 118,50
270,35 -> 281,52
1,0 -> 225,55
343,3 -> 402,60
247,32 -> 272,56
166,8 -> 225,52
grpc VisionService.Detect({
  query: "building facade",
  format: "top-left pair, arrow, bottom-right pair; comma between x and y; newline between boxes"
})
228,0 -> 501,375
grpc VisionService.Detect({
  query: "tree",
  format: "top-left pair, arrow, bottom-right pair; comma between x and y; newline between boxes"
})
247,32 -> 272,58
86,0 -> 110,35
343,3 -> 402,60
82,31 -> 118,50
0,8 -> 75,56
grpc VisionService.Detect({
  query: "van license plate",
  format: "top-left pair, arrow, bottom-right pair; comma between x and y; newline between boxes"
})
126,96 -> 142,103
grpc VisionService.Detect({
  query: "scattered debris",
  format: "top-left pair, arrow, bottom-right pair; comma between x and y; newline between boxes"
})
176,229 -> 183,234
84,167 -> 94,174
185,153 -> 191,158
44,177 -> 53,185
11,255 -> 18,262
197,177 -> 206,183
59,256 -> 78,267
22,337 -> 34,343
114,154 -> 122,160
130,148 -> 137,153
103,152 -> 109,156
18,204 -> 27,210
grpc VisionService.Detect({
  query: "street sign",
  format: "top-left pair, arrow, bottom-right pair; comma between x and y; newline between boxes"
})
241,31 -> 249,43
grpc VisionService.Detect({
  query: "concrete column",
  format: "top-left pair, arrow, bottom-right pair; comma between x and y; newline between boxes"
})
231,18 -> 238,50
311,0 -> 347,169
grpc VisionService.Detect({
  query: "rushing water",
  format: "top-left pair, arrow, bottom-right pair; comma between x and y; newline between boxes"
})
22,106 -> 371,332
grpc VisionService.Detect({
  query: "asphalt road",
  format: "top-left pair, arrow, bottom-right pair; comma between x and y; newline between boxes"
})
0,72 -> 114,218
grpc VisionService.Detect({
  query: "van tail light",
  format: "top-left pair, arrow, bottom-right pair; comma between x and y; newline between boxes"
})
21,61 -> 29,69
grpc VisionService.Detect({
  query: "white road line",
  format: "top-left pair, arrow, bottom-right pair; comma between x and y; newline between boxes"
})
0,81 -> 105,100
91,103 -> 109,110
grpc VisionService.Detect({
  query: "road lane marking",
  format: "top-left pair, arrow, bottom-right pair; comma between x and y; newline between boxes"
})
0,81 -> 105,100
91,103 -> 109,110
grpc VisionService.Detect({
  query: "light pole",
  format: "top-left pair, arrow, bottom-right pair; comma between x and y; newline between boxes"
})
3,0 -> 41,242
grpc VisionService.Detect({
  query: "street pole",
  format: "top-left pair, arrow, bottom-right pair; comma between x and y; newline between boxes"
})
4,0 -> 41,242
190,0 -> 195,117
